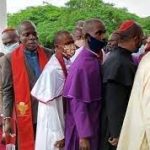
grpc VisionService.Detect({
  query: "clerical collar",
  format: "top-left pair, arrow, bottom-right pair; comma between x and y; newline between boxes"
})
118,46 -> 132,55
85,47 -> 99,57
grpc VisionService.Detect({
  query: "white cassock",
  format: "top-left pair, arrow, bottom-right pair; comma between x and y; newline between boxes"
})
31,54 -> 71,150
117,52 -> 150,150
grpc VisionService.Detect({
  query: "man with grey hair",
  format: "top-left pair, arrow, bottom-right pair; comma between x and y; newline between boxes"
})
2,20 -> 53,150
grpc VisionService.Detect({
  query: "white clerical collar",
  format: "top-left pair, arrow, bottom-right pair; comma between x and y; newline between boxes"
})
70,46 -> 84,63
85,47 -> 99,57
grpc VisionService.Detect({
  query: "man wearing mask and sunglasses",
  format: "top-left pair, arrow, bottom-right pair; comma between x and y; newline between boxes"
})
63,18 -> 106,150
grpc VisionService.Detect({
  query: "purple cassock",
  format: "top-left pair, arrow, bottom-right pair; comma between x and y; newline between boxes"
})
63,47 -> 102,150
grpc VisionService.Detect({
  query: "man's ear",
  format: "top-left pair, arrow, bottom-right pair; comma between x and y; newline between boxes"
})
54,48 -> 57,52
131,36 -> 138,45
18,36 -> 21,44
134,36 -> 140,41
36,35 -> 39,41
83,33 -> 88,39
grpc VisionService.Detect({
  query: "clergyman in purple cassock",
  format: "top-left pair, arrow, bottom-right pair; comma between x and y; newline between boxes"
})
63,47 -> 102,150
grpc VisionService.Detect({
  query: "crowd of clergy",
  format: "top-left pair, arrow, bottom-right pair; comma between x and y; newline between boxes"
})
0,18 -> 149,150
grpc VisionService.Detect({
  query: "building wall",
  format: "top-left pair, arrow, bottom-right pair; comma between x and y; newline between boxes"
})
0,0 -> 7,52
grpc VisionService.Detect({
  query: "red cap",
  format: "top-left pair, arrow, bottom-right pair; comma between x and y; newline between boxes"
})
118,20 -> 135,32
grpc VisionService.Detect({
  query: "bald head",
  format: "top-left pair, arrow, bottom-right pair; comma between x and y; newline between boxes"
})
108,32 -> 119,47
82,18 -> 106,41
17,20 -> 38,50
73,27 -> 83,40
81,19 -> 107,54
54,31 -> 74,47
76,20 -> 85,29
17,21 -> 36,35
2,28 -> 19,46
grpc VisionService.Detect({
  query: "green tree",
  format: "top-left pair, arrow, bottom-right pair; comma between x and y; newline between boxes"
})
8,0 -> 150,48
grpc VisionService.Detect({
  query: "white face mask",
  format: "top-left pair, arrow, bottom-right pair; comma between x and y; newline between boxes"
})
138,44 -> 145,54
4,42 -> 19,54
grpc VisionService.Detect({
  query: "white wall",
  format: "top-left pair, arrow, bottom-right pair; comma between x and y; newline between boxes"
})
0,0 -> 7,52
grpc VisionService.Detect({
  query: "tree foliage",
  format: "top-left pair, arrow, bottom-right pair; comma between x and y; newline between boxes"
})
8,0 -> 150,48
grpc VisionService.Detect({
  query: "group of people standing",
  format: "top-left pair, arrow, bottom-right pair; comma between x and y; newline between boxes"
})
0,17 -> 149,150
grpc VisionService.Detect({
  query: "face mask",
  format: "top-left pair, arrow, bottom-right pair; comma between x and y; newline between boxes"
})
87,34 -> 106,53
63,44 -> 76,58
4,42 -> 19,54
138,44 -> 145,54
134,48 -> 139,53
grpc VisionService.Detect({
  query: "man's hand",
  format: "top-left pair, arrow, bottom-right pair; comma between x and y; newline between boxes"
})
108,137 -> 119,146
3,118 -> 12,134
79,138 -> 90,150
54,139 -> 65,149
1,132 -> 6,144
1,118 -> 12,144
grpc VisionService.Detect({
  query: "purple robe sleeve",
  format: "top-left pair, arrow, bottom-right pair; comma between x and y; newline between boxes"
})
70,98 -> 93,138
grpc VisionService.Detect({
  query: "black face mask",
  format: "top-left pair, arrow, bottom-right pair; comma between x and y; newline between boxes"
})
87,34 -> 106,53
